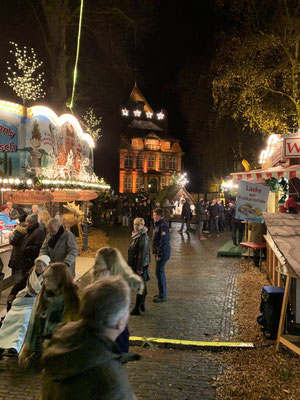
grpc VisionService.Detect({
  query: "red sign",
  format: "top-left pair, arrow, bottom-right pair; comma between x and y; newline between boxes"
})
4,191 -> 53,205
51,190 -> 80,203
76,191 -> 98,201
283,136 -> 300,158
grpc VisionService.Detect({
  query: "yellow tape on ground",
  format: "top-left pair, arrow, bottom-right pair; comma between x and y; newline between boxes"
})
129,336 -> 254,348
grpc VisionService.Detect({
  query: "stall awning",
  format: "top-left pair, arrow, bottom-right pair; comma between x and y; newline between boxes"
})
230,165 -> 300,181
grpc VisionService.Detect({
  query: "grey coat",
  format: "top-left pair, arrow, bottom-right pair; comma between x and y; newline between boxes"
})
39,229 -> 78,277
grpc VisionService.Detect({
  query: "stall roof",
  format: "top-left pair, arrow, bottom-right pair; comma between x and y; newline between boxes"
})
230,165 -> 300,181
263,212 -> 300,278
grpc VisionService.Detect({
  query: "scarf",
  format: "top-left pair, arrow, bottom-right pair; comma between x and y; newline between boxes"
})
131,226 -> 148,240
48,225 -> 64,248
17,269 -> 43,298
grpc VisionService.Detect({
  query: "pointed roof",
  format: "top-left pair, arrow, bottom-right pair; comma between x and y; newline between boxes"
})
129,82 -> 153,113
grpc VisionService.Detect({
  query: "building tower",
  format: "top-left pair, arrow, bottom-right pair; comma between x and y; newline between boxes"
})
119,83 -> 183,194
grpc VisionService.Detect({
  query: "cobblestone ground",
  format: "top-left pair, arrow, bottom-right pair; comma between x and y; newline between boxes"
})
0,225 -> 240,400
109,223 -> 240,341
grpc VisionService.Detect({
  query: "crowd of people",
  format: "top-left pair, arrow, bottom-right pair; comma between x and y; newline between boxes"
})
0,201 -> 174,399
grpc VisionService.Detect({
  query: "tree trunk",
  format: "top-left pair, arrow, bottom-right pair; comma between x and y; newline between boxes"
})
41,0 -> 71,112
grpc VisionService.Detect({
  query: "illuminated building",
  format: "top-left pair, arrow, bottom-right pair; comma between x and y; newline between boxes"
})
119,84 -> 183,193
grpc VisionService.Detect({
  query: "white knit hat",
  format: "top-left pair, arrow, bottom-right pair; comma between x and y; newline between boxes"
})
35,255 -> 51,267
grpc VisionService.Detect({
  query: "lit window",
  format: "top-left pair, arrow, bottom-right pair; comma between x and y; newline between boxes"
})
148,155 -> 155,168
136,155 -> 144,169
160,176 -> 166,188
145,139 -> 159,150
136,176 -> 144,190
169,157 -> 176,170
124,154 -> 133,168
124,176 -> 132,190
165,142 -> 170,150
159,156 -> 166,170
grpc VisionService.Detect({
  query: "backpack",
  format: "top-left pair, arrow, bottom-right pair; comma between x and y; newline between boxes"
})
257,286 -> 284,339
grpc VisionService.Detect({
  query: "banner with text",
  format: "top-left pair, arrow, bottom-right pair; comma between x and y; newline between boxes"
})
236,180 -> 270,223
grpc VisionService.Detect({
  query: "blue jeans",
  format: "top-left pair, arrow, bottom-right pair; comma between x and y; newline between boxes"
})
210,217 -> 219,234
155,258 -> 168,298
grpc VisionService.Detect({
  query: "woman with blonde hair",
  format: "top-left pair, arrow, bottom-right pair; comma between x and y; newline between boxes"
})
38,210 -> 51,233
92,246 -> 143,352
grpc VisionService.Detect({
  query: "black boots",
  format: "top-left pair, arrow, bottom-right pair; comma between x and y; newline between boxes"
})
131,294 -> 143,316
131,293 -> 147,315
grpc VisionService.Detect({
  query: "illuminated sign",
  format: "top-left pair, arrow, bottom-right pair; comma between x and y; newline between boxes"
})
4,190 -> 53,204
283,136 -> 300,158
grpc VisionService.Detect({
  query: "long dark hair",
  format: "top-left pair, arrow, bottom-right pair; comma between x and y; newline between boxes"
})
37,262 -> 80,320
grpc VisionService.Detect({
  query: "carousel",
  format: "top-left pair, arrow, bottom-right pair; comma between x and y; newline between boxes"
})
0,99 -> 110,288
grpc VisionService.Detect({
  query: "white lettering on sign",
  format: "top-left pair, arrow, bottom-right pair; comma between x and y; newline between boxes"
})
284,137 -> 300,158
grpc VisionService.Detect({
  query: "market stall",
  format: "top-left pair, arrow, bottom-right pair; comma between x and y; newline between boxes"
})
263,212 -> 300,355
0,99 -> 110,288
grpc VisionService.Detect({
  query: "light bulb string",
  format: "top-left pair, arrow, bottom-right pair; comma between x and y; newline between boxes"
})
68,0 -> 84,112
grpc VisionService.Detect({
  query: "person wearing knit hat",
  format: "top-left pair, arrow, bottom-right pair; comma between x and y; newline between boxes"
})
35,255 -> 51,267
26,213 -> 38,225
0,252 -> 50,355
20,214 -> 46,276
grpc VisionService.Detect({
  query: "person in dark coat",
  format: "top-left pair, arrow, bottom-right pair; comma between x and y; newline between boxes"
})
208,199 -> 220,237
196,199 -> 207,240
217,199 -> 225,232
178,198 -> 192,233
21,214 -> 45,276
129,202 -> 137,230
152,208 -> 171,302
128,218 -> 150,315
138,201 -> 150,228
228,203 -> 244,246
8,213 -> 28,284
41,277 -> 137,400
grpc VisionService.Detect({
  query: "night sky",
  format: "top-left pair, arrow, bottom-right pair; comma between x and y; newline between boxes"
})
0,0 -> 229,192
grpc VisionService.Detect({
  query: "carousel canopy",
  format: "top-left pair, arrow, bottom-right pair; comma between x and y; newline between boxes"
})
230,165 -> 300,181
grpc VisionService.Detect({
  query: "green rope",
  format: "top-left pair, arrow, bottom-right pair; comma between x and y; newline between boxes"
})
68,0 -> 84,111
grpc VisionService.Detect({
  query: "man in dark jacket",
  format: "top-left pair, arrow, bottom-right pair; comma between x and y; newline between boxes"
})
152,208 -> 171,302
196,199 -> 207,240
41,276 -> 136,400
178,198 -> 192,233
21,214 -> 45,275
208,199 -> 220,237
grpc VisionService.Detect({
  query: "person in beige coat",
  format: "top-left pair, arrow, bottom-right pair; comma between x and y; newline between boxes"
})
39,219 -> 78,277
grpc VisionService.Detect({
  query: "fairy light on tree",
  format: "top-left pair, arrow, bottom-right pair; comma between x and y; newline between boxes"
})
4,42 -> 45,105
81,107 -> 102,141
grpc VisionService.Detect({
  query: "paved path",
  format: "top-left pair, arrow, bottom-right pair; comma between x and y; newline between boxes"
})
0,225 -> 240,400
109,223 -> 239,342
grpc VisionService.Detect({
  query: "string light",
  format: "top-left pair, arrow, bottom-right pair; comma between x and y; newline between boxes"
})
4,42 -> 45,105
134,109 -> 142,117
81,107 -> 102,141
146,111 -> 153,118
68,0 -> 84,111
178,173 -> 189,186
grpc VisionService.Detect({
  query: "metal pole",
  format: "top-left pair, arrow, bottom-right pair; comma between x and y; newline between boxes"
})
82,201 -> 88,251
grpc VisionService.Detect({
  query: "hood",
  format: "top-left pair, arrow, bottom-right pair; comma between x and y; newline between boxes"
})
15,225 -> 27,234
42,320 -> 122,381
